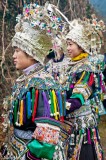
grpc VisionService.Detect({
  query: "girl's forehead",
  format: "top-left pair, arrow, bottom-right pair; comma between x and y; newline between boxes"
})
14,47 -> 23,51
14,46 -> 20,50
66,39 -> 74,43
13,46 -> 18,49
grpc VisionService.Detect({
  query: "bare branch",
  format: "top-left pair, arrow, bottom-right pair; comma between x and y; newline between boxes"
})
1,0 -> 7,63
57,0 -> 60,8
1,0 -> 13,82
5,42 -> 12,53
68,0 -> 77,20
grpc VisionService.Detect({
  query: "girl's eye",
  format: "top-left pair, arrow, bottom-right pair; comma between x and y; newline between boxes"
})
15,49 -> 20,52
67,43 -> 71,45
69,43 -> 72,45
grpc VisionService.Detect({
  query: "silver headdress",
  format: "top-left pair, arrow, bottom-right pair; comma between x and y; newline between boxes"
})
66,15 -> 106,55
12,2 -> 70,64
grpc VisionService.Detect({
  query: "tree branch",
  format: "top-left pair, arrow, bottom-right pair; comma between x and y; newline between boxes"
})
1,0 -> 13,82
57,0 -> 60,8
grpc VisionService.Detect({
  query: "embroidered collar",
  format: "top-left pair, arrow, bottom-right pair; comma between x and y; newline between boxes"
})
71,53 -> 88,61
23,63 -> 40,75
16,63 -> 43,82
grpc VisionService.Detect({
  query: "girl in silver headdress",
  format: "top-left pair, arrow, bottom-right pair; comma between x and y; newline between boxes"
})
64,18 -> 106,160
0,3 -> 72,160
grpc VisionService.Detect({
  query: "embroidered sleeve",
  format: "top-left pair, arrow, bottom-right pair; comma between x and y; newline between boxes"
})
66,71 -> 94,112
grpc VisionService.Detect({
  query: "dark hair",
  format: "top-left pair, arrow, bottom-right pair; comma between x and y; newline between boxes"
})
47,49 -> 55,59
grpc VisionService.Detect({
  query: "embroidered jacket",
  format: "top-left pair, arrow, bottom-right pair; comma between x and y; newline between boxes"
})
4,63 -> 72,160
66,54 -> 106,118
64,54 -> 105,159
10,65 -> 68,130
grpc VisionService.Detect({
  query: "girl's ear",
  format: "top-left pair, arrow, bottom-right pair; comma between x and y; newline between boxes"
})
79,46 -> 84,53
27,54 -> 38,63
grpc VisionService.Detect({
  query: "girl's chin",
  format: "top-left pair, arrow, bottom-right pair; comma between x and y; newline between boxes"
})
15,65 -> 20,69
68,54 -> 73,58
69,55 -> 73,58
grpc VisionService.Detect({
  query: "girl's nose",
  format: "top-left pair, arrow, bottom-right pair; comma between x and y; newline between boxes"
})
13,51 -> 17,58
67,45 -> 70,51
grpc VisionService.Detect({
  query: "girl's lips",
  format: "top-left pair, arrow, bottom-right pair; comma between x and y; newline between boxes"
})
14,61 -> 17,64
68,53 -> 72,56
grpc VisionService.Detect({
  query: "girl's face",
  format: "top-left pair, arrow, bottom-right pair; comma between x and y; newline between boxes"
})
13,47 -> 36,70
66,39 -> 83,58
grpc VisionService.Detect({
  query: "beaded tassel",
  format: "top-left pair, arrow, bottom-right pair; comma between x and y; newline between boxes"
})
92,128 -> 97,142
23,96 -> 27,124
50,90 -> 54,117
19,100 -> 24,125
87,128 -> 91,144
31,88 -> 35,114
83,129 -> 87,144
26,91 -> 32,119
77,130 -> 84,159
15,101 -> 20,126
42,91 -> 50,117
32,90 -> 39,122
88,73 -> 94,86
52,90 -> 58,120
62,91 -> 66,117
56,91 -> 64,121
100,73 -> 105,93
92,128 -> 103,160
70,133 -> 75,146
95,127 -> 100,141
13,100 -> 18,125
